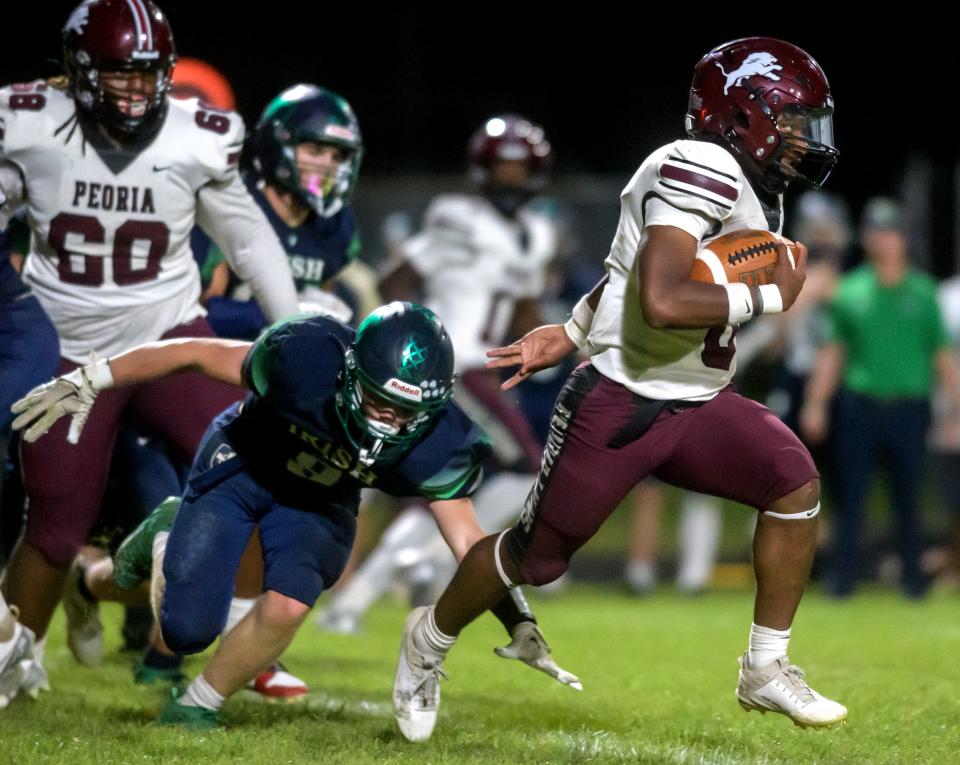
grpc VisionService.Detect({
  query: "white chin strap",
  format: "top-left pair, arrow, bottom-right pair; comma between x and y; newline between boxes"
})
763,502 -> 820,520
366,418 -> 400,437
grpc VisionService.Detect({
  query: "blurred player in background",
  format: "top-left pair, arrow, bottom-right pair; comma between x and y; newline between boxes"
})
392,38 -> 849,741
196,83 -> 364,338
319,115 -> 557,633
0,0 -> 299,696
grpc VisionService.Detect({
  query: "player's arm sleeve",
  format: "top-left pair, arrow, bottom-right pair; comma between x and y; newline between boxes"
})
416,423 -> 492,501
637,142 -> 743,241
196,174 -> 299,323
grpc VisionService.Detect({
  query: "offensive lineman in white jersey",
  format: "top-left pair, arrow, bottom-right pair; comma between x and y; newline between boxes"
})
319,116 -> 558,641
392,38 -> 847,742
0,0 -> 298,698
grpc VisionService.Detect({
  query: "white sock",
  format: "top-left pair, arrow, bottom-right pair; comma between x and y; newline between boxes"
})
33,636 -> 46,666
414,607 -> 456,656
747,622 -> 791,669
223,597 -> 255,635
625,560 -> 657,591
181,673 -> 226,711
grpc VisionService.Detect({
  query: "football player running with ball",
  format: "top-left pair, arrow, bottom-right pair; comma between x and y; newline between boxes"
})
392,37 -> 847,741
0,0 -> 299,694
11,303 -> 576,727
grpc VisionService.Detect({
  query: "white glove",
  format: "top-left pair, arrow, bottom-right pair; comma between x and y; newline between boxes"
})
10,357 -> 113,444
298,291 -> 354,324
494,621 -> 583,691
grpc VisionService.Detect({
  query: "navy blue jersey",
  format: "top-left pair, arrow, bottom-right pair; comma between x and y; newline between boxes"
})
195,175 -> 360,339
0,218 -> 31,301
193,174 -> 359,291
223,315 -> 490,510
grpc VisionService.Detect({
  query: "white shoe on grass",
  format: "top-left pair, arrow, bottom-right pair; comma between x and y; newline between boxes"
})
392,606 -> 446,742
736,653 -> 847,728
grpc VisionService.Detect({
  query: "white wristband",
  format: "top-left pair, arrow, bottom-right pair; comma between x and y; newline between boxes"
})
723,283 -> 755,325
82,357 -> 115,391
563,294 -> 595,348
757,284 -> 784,314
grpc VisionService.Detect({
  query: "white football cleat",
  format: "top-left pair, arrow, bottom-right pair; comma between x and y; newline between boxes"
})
494,621 -> 582,690
0,620 -> 35,709
63,556 -> 103,667
392,607 -> 446,742
736,653 -> 847,728
249,662 -> 308,702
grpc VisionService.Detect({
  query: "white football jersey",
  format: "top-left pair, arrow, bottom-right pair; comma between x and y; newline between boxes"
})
589,139 -> 783,401
0,81 -> 296,361
400,194 -> 555,372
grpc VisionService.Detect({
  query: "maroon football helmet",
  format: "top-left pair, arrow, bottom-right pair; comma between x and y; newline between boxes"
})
62,0 -> 177,138
468,114 -> 552,192
686,38 -> 838,194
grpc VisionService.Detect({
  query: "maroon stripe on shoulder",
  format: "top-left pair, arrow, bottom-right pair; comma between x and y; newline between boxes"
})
660,163 -> 738,201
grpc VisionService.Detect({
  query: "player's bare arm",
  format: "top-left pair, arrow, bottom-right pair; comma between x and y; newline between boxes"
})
486,274 -> 608,390
428,498 -> 487,562
11,339 -> 250,444
639,226 -> 808,329
106,338 -> 251,388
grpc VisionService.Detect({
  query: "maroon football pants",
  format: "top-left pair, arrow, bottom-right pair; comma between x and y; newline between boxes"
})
506,364 -> 818,585
19,318 -> 244,566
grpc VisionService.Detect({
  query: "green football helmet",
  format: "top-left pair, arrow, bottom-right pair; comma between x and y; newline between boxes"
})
336,302 -> 455,465
251,83 -> 363,218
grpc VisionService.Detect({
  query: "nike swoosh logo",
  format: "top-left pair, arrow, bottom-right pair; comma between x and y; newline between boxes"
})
805,509 -> 816,516
153,165 -> 172,172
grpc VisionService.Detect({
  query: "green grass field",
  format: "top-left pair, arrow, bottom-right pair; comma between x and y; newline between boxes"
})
1,586 -> 958,764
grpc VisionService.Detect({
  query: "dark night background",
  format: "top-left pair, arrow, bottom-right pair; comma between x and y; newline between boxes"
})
3,3 -> 958,271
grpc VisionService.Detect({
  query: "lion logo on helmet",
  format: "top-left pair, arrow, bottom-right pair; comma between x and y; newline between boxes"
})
717,52 -> 782,95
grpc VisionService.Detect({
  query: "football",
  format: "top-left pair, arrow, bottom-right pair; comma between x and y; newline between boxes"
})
689,229 -> 795,286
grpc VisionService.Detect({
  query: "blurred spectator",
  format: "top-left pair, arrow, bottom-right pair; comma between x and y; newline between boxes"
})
800,197 -> 960,598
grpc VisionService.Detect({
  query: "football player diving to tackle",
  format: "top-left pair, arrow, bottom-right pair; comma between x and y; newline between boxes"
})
391,37 -> 847,741
11,303 -> 578,727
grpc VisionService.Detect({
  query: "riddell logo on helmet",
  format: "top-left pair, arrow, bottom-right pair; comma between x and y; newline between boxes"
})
717,53 -> 782,95
385,378 -> 422,402
324,125 -> 356,141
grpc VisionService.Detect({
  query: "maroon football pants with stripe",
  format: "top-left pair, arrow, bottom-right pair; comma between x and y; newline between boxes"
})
19,318 -> 244,567
506,364 -> 818,585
